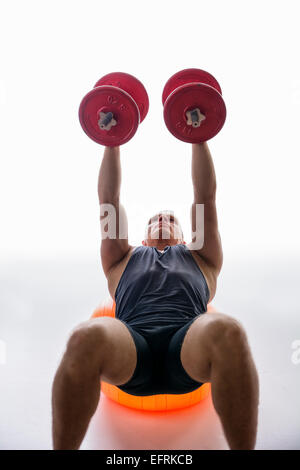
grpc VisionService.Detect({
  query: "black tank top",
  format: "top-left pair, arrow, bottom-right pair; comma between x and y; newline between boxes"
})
115,244 -> 209,333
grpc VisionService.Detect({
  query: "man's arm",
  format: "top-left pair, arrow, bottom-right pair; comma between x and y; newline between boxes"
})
98,146 -> 132,277
189,142 -> 223,274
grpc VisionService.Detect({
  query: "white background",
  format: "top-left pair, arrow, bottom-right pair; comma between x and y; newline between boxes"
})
1,0 -> 300,260
0,0 -> 300,450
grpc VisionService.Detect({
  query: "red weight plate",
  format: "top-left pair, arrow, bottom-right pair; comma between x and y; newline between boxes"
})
164,83 -> 226,143
162,68 -> 222,105
95,72 -> 149,123
79,85 -> 139,146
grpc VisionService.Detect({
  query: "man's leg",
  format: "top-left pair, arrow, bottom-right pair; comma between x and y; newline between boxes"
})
51,317 -> 137,450
180,312 -> 259,450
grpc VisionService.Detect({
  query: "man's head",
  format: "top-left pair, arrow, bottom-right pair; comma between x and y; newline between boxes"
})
142,210 -> 186,250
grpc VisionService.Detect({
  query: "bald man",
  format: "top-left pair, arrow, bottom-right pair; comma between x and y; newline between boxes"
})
52,143 -> 259,450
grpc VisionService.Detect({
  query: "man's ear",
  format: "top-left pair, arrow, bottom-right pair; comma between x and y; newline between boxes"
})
142,240 -> 146,246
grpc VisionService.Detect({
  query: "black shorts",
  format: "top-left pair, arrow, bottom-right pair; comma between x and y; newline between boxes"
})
116,316 -> 204,396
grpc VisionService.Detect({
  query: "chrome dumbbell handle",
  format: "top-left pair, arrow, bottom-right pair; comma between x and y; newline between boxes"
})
98,111 -> 117,131
185,108 -> 206,128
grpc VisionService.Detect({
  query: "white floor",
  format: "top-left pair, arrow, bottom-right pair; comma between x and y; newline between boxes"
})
0,253 -> 299,450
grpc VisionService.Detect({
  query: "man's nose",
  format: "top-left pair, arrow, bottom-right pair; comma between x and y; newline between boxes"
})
158,217 -> 173,229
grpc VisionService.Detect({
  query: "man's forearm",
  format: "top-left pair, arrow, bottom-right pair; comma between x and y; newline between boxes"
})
192,143 -> 216,202
98,146 -> 121,203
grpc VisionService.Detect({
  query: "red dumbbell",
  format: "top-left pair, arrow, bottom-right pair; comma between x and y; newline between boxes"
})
162,68 -> 226,143
79,72 -> 149,146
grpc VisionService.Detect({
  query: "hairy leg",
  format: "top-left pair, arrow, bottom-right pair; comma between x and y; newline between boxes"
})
180,312 -> 259,450
51,317 -> 137,450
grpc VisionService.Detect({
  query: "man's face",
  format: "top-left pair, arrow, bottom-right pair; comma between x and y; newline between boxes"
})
143,211 -> 184,247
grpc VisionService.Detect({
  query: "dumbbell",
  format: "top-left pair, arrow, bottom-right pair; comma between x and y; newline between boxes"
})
162,68 -> 226,143
79,72 -> 149,146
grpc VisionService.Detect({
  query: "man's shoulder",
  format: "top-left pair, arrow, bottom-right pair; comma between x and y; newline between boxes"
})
185,242 -> 218,302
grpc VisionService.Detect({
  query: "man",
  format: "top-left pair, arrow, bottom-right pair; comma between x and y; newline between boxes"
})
52,143 -> 259,450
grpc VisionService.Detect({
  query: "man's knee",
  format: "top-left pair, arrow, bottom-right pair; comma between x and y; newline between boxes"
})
65,320 -> 108,370
206,314 -> 248,356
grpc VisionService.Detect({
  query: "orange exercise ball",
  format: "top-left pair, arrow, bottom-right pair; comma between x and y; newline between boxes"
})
91,298 -> 212,411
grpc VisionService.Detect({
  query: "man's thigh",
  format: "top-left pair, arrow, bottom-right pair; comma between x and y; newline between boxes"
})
180,311 -> 238,383
87,317 -> 137,386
